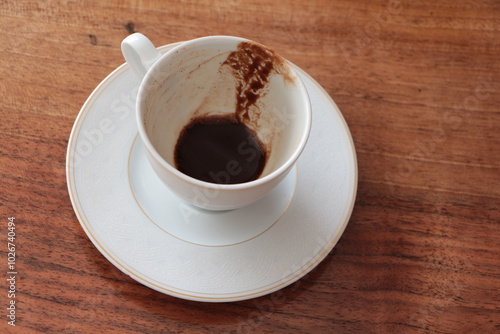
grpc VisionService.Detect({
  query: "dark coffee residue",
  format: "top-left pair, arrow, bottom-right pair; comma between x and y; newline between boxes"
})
222,41 -> 288,123
174,114 -> 266,184
174,41 -> 290,184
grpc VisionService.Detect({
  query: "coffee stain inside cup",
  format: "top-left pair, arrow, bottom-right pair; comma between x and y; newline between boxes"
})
222,41 -> 295,124
174,41 -> 295,184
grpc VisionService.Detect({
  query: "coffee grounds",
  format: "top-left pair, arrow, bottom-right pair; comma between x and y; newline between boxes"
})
174,41 -> 289,184
174,115 -> 266,184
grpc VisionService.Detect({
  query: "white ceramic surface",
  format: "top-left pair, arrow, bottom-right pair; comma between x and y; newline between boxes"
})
66,42 -> 357,302
122,34 -> 312,210
129,135 -> 297,247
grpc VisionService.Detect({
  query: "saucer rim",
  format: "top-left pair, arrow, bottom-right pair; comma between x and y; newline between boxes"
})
66,42 -> 358,302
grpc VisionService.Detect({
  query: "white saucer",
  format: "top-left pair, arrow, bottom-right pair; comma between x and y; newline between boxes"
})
66,42 -> 358,302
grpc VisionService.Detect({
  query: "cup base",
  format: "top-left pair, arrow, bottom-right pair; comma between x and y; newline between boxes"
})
129,136 -> 297,247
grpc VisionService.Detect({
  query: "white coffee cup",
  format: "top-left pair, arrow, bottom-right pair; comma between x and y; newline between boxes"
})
122,33 -> 311,210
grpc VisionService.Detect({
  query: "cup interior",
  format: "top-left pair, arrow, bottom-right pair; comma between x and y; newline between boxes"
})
138,36 -> 310,184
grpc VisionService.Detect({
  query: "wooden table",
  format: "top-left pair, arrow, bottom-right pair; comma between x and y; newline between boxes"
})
1,0 -> 499,333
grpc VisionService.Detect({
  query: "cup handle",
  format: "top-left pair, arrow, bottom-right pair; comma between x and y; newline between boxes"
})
121,33 -> 162,80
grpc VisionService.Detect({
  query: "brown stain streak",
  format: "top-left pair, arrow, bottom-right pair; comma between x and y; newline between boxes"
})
222,41 -> 291,123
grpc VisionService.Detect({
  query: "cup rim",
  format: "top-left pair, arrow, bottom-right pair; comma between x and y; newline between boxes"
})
136,35 -> 312,191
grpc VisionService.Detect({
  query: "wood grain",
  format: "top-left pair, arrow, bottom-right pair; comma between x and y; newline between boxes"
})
0,0 -> 499,333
